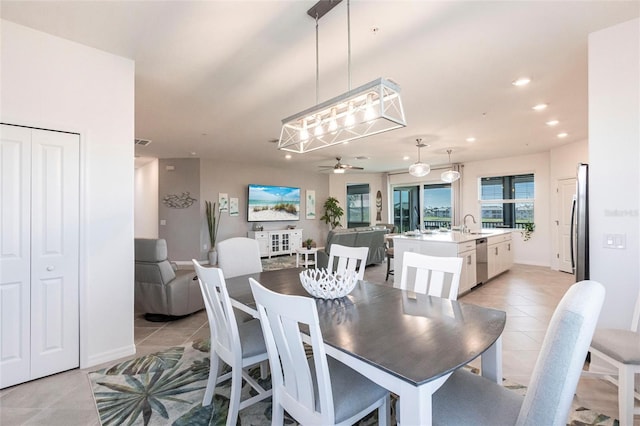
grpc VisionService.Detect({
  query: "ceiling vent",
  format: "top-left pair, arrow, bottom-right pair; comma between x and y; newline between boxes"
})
134,138 -> 152,146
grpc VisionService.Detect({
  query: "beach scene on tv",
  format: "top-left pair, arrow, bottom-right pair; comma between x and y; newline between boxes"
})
248,185 -> 300,221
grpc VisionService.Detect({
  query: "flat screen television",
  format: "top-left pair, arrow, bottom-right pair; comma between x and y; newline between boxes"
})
247,184 -> 300,222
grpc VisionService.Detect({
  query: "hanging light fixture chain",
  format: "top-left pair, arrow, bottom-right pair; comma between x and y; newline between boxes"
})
315,13 -> 320,105
347,0 -> 351,91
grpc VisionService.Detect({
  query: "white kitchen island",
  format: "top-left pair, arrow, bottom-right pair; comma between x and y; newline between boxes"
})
393,229 -> 513,296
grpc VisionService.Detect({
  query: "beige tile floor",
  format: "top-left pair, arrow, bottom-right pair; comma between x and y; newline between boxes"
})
0,262 -> 627,425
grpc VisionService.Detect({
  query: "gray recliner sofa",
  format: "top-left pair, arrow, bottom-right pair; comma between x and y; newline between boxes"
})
134,238 -> 204,321
316,227 -> 388,270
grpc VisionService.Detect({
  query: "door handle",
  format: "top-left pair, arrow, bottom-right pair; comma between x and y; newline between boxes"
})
46,266 -> 54,271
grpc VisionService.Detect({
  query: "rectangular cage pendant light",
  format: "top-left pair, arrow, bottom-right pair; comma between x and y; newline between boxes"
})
277,77 -> 406,154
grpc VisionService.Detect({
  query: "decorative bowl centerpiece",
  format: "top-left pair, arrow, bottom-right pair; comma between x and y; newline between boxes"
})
299,268 -> 358,299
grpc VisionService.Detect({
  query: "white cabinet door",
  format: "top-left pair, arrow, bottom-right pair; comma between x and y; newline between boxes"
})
459,249 -> 477,294
30,129 -> 79,380
0,125 -> 32,388
0,125 -> 79,389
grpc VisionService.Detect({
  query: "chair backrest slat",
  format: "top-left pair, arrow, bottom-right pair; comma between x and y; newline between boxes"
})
250,278 -> 334,423
193,261 -> 240,364
399,251 -> 463,300
327,244 -> 368,281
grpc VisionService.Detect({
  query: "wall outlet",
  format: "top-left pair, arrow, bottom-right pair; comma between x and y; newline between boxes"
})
160,219 -> 166,226
603,233 -> 626,249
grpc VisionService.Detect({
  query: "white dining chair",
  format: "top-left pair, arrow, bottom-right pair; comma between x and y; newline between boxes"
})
192,260 -> 271,426
431,280 -> 605,425
327,244 -> 369,281
217,237 -> 263,279
398,251 -> 463,300
249,277 -> 390,426
582,291 -> 640,425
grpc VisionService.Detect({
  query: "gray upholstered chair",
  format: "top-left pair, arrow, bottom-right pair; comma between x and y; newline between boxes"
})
217,237 -> 263,279
431,280 -> 605,425
134,238 -> 204,321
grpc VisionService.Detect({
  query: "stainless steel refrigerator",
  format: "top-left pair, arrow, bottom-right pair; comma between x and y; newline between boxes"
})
571,163 -> 589,281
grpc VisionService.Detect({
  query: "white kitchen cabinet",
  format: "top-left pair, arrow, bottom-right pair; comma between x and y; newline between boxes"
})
487,233 -> 513,279
458,246 -> 477,294
248,229 -> 302,258
393,237 -> 477,297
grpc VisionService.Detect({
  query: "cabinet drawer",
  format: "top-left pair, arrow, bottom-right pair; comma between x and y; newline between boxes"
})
457,241 -> 476,253
488,233 -> 511,244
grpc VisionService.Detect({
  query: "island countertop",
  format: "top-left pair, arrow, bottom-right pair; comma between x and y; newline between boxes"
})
392,228 -> 514,245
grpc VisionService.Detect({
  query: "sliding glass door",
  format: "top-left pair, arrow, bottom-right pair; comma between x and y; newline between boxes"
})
393,186 -> 420,233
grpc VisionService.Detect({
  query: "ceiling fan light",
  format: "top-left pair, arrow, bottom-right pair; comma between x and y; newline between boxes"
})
409,162 -> 430,177
333,168 -> 345,174
441,169 -> 461,183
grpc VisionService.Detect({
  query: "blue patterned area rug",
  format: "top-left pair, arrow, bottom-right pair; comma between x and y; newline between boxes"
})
89,340 -> 618,426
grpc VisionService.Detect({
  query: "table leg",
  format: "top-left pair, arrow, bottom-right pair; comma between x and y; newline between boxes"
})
296,252 -> 300,267
481,335 -> 503,384
397,374 -> 450,426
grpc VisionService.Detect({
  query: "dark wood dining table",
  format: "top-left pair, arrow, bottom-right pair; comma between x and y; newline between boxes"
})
225,267 -> 506,425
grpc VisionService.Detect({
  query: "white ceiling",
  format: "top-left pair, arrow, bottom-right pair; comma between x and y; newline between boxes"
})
2,1 -> 638,173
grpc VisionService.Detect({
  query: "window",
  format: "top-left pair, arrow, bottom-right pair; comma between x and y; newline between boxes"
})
423,183 -> 452,229
480,174 -> 534,229
347,184 -> 370,228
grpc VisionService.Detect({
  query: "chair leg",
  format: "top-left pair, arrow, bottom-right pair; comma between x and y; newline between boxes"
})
260,360 -> 269,380
619,365 -> 635,426
386,256 -> 391,281
203,352 -> 219,406
272,397 -> 285,425
378,394 -> 390,426
226,366 -> 243,426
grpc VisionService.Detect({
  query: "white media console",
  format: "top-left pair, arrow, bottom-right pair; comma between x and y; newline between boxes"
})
247,229 -> 302,258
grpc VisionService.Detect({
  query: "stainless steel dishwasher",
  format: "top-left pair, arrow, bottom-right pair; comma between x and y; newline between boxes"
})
476,238 -> 488,284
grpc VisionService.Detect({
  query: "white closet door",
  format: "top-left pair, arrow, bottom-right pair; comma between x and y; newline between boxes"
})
30,128 -> 80,380
0,125 -> 32,388
0,124 -> 79,388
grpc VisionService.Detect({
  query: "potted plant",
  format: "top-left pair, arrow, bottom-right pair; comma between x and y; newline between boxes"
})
320,196 -> 344,229
304,238 -> 314,249
521,222 -> 535,241
205,200 -> 222,264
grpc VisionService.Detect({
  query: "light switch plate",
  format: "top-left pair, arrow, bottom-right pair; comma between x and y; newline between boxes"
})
603,233 -> 625,249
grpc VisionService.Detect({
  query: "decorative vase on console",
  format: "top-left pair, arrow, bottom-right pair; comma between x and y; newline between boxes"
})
205,200 -> 221,266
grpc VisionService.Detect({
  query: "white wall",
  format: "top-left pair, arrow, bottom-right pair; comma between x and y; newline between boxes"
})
329,173 -> 389,227
588,18 -> 640,328
548,139 -> 588,270
199,160 -> 330,256
134,159 -> 159,238
1,21 -> 136,367
461,153 -> 551,267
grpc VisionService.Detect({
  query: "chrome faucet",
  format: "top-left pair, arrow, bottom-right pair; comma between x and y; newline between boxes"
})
462,214 -> 476,233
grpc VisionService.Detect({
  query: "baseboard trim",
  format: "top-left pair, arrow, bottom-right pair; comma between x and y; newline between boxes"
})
84,344 -> 136,369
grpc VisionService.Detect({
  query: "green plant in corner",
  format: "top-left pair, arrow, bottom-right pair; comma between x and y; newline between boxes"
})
205,201 -> 222,261
320,196 -> 344,229
521,222 -> 535,241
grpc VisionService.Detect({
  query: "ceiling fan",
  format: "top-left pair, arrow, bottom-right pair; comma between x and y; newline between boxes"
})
319,157 -> 364,174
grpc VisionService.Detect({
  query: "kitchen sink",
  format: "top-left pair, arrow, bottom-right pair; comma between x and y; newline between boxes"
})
469,231 -> 494,235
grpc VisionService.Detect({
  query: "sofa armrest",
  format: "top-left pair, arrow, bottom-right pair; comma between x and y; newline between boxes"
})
316,250 -> 329,269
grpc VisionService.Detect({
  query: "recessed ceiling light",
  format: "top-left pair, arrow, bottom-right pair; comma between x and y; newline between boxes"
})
466,137 -> 476,143
402,155 -> 410,161
546,120 -> 559,126
512,77 -> 531,86
285,154 -> 292,159
532,103 -> 548,111
189,152 -> 197,156
557,132 -> 568,138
